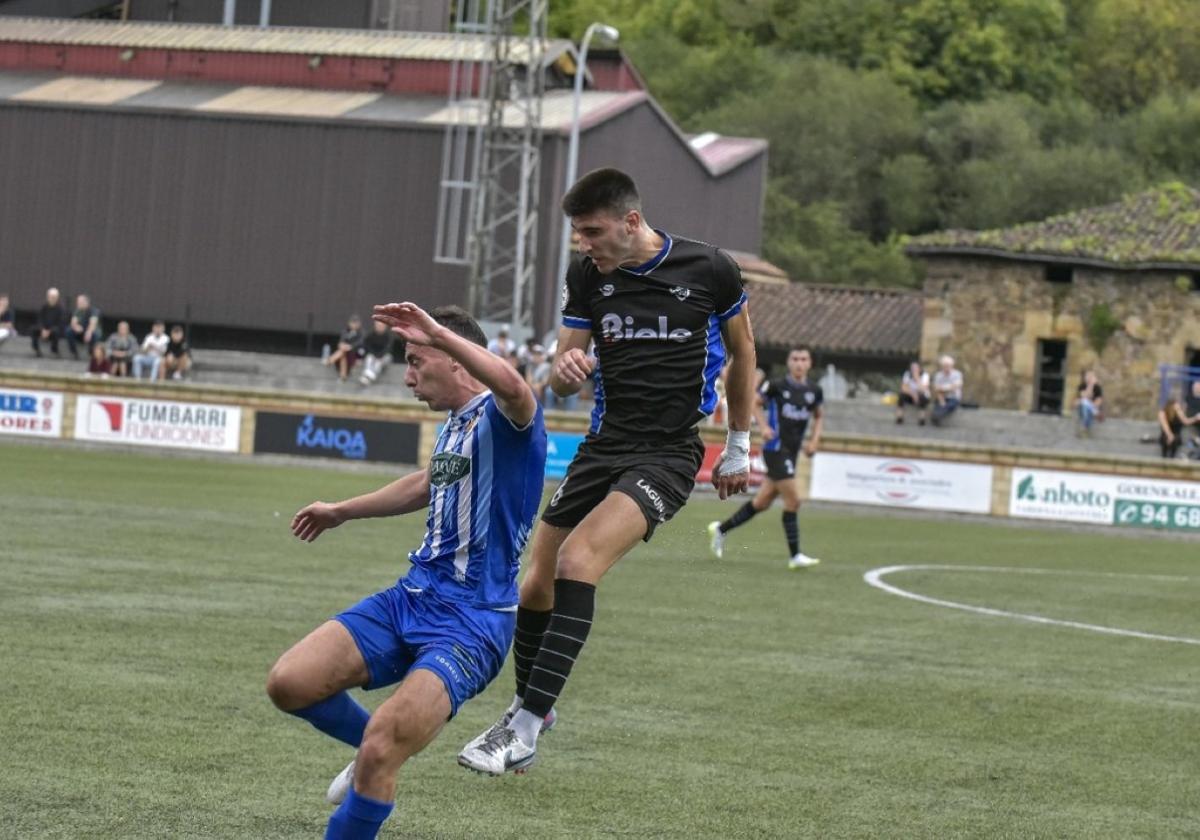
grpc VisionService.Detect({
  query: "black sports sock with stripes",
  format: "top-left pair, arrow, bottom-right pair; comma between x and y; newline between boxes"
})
782,510 -> 800,556
720,500 -> 759,534
520,579 -> 595,719
513,606 -> 552,700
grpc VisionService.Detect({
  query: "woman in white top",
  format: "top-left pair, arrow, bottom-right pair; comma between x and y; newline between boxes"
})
896,361 -> 931,425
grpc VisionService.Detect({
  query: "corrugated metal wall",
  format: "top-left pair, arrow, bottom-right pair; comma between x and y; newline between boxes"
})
0,97 -> 765,342
0,104 -> 469,335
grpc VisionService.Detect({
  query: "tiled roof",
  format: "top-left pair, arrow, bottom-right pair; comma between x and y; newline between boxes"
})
745,281 -> 922,358
906,182 -> 1200,269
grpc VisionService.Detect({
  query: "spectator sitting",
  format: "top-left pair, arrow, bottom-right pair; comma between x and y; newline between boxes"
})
0,294 -> 14,350
931,355 -> 963,426
133,320 -> 169,380
523,344 -> 550,404
66,293 -> 103,360
1180,381 -> 1200,456
1074,370 -> 1104,437
163,325 -> 191,381
895,360 -> 931,426
105,321 -> 138,377
86,343 -> 110,377
516,336 -> 538,368
487,324 -> 516,358
358,319 -> 395,387
325,314 -> 364,382
31,286 -> 68,358
542,345 -> 582,412
1158,399 -> 1185,459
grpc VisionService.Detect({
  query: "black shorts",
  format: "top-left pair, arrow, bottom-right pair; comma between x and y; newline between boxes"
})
899,392 -> 930,408
541,432 -> 705,541
762,447 -> 800,481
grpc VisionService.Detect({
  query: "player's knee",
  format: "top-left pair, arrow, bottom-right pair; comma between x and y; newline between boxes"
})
358,710 -> 415,774
265,661 -> 303,711
519,572 -> 553,608
555,540 -> 602,581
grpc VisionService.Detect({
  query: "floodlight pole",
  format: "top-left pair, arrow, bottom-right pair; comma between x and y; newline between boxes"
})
554,22 -> 620,323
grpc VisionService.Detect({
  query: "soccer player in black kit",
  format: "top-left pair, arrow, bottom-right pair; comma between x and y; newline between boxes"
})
457,167 -> 757,775
708,346 -> 824,569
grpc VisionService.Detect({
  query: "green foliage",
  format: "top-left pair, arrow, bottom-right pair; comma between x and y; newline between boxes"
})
547,0 -> 1200,288
1086,302 -> 1123,353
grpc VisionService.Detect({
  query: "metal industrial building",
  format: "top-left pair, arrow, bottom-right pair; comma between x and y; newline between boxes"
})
0,17 -> 768,350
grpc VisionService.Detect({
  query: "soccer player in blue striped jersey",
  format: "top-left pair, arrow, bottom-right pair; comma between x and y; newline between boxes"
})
458,167 -> 757,776
266,303 -> 546,840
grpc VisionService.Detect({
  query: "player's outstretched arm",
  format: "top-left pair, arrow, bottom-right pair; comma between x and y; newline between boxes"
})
548,326 -> 594,397
374,302 -> 537,427
291,468 -> 430,543
713,309 -> 757,499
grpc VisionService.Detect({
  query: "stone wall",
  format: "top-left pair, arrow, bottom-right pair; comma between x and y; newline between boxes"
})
919,255 -> 1200,419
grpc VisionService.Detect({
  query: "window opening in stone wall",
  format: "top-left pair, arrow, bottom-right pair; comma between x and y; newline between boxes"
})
1044,264 -> 1074,284
1034,338 -> 1068,414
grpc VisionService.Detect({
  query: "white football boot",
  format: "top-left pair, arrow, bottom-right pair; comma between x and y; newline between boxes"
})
459,706 -> 556,757
788,552 -> 821,569
706,521 -> 725,559
457,726 -> 537,776
326,759 -> 355,805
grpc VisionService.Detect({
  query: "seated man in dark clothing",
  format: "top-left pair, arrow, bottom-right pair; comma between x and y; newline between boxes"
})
66,293 -> 103,360
163,325 -> 192,381
31,287 -> 68,357
358,319 -> 395,386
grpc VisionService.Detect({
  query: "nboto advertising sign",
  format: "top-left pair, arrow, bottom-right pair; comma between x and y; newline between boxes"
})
74,395 -> 241,453
1010,468 -> 1200,531
0,389 -> 64,438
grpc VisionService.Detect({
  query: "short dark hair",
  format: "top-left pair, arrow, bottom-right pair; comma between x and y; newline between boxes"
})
561,167 -> 641,218
430,305 -> 487,349
789,346 -> 812,357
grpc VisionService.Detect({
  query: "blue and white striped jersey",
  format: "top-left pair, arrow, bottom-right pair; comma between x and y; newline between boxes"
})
403,391 -> 546,610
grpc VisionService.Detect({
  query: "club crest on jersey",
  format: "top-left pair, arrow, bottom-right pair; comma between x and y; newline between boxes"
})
669,286 -> 690,301
430,451 -> 471,487
600,283 -> 615,297
805,392 -> 815,404
599,313 -> 691,343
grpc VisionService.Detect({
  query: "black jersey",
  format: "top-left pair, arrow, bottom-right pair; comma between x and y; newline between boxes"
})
561,232 -> 747,441
761,377 -> 823,454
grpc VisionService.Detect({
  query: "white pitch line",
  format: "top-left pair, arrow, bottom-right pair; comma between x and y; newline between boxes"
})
863,564 -> 1200,646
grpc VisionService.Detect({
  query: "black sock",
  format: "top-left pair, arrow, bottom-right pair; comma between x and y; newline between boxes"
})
521,579 -> 595,719
513,606 -> 552,700
782,510 -> 799,556
720,501 -> 759,534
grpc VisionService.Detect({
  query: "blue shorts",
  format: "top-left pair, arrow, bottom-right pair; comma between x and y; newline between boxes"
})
334,583 -> 515,718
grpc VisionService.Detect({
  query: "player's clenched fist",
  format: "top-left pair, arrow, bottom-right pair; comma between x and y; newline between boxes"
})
553,347 -> 595,388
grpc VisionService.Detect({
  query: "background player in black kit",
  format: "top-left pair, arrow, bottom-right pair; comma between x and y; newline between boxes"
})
708,346 -> 824,569
457,167 -> 758,775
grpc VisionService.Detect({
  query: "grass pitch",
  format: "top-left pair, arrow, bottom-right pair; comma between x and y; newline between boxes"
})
1,441 -> 1197,839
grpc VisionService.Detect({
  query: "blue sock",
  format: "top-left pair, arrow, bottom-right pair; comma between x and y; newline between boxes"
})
288,692 -> 370,747
325,788 -> 394,840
